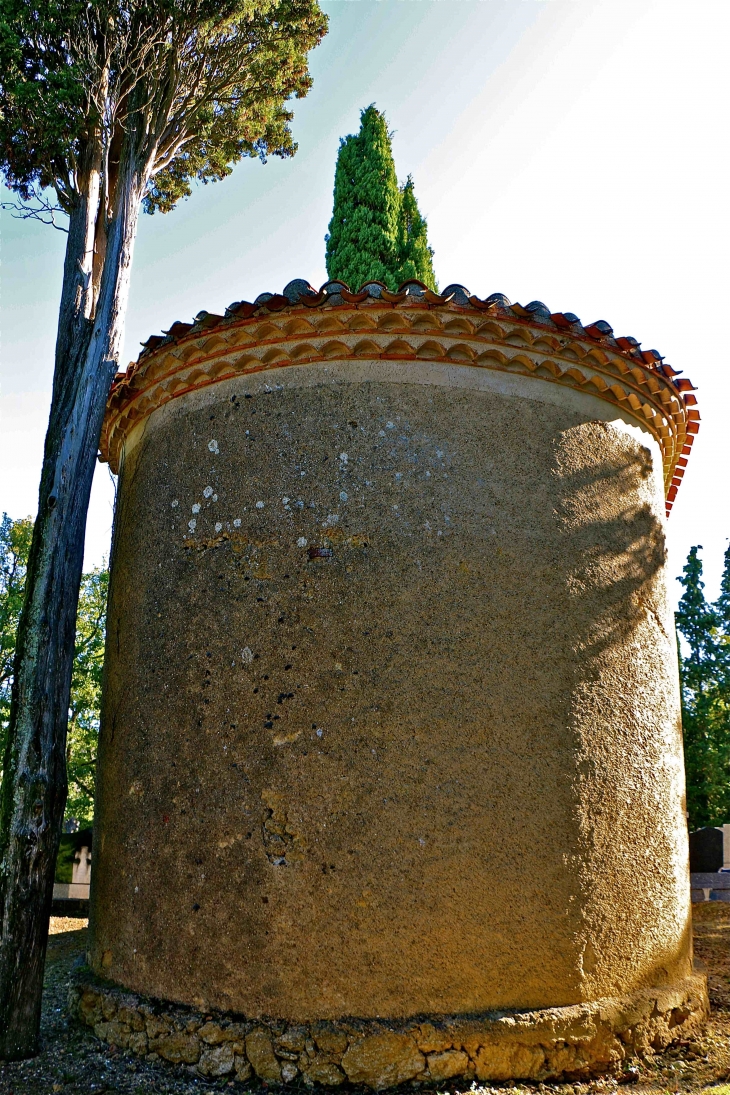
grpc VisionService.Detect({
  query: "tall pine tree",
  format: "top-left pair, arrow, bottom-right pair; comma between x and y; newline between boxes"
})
325,106 -> 436,291
0,0 -> 327,1058
676,544 -> 730,828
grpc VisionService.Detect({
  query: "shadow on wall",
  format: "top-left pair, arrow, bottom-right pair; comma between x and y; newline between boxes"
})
551,419 -> 690,997
553,419 -> 666,666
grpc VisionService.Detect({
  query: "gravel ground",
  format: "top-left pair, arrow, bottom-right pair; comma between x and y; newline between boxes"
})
2,907 -> 730,1095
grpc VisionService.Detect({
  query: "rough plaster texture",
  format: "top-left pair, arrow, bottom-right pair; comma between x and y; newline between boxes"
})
90,356 -> 693,1031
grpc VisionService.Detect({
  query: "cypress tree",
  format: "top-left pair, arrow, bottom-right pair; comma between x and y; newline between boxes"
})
325,106 -> 436,291
395,175 -> 437,291
676,545 -> 730,828
677,547 -> 719,827
716,543 -> 730,635
326,105 -> 401,289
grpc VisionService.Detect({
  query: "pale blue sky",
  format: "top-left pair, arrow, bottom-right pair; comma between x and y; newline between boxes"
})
1,0 -> 728,603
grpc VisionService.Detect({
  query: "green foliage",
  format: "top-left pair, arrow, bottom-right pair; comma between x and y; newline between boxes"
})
0,0 -> 328,215
326,105 -> 401,290
676,543 -> 730,829
326,105 -> 437,292
66,566 -> 108,823
0,515 -> 107,825
394,175 -> 437,290
143,0 -> 328,213
0,0 -> 89,202
0,514 -> 33,743
54,836 -> 77,885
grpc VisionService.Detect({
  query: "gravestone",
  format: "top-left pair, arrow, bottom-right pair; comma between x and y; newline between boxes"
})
689,826 -> 724,873
53,827 -> 92,912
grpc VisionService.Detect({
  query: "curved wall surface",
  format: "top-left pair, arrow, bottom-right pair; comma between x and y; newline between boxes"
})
89,284 -> 699,1037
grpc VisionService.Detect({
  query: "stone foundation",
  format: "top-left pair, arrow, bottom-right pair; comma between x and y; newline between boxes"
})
70,972 -> 708,1088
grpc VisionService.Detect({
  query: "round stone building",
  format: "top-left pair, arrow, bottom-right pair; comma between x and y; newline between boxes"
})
85,279 -> 706,1085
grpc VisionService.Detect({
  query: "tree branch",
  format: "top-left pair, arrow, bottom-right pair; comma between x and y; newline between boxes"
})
1,190 -> 69,233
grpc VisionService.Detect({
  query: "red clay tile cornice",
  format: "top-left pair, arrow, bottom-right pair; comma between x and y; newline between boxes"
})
102,279 -> 697,515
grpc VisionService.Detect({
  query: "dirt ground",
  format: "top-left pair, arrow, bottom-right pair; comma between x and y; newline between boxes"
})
2,906 -> 730,1095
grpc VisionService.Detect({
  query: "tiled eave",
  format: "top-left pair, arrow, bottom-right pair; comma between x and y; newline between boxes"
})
101,279 -> 698,515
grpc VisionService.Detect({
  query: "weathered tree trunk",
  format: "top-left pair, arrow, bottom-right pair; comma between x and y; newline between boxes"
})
0,138 -> 144,1059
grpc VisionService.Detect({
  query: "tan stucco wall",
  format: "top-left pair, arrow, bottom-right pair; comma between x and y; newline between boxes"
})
90,358 -> 692,1021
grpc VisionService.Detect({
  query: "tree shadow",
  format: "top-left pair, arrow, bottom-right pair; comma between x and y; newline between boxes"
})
549,419 -> 691,998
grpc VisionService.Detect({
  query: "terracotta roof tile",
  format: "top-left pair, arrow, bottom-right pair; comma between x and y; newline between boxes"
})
105,278 -> 697,515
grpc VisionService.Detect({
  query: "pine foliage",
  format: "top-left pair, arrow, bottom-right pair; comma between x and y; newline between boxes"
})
0,0 -> 328,217
326,105 -> 436,292
676,543 -> 730,828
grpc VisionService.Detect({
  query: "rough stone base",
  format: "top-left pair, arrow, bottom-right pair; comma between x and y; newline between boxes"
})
69,972 -> 708,1089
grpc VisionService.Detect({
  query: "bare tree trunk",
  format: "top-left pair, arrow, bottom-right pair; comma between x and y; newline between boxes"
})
0,141 -> 143,1060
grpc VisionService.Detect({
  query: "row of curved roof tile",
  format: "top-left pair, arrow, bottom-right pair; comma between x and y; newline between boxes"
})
111,278 -> 698,514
